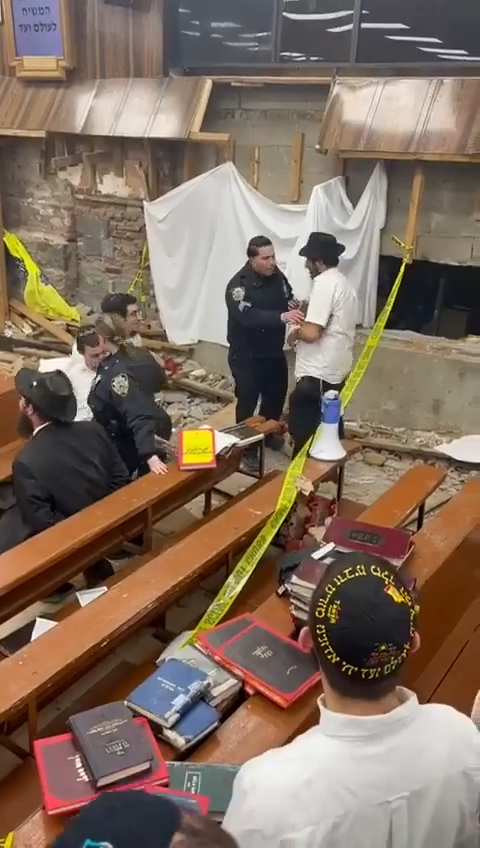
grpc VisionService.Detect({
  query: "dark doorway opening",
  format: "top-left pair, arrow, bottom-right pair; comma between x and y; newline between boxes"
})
377,257 -> 480,338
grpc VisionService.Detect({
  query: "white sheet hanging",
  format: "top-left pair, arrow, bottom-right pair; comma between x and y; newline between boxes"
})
144,162 -> 387,346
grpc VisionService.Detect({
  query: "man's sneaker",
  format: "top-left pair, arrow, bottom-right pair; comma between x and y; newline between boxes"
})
265,433 -> 284,452
240,454 -> 260,476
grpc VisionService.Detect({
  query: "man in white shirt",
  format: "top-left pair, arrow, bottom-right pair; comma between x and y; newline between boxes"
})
224,552 -> 480,848
288,232 -> 358,456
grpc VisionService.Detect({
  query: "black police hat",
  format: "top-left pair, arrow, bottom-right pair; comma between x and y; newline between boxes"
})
15,368 -> 77,424
299,232 -> 346,260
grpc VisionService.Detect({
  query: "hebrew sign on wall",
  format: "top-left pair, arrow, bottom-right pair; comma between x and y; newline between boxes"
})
12,0 -> 63,57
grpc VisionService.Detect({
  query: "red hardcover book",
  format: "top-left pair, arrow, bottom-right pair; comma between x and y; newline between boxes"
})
196,614 -> 255,661
146,785 -> 210,815
324,517 -> 414,567
177,428 -> 217,471
34,717 -> 168,816
207,619 -> 320,708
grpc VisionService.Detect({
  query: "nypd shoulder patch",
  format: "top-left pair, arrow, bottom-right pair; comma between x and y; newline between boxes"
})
111,373 -> 129,397
231,286 -> 245,302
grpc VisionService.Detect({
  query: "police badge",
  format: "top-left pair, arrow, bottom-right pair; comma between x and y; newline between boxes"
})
231,286 -> 245,302
111,373 -> 129,397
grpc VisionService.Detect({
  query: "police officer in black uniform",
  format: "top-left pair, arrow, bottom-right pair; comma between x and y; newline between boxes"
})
225,236 -> 303,454
88,348 -> 168,478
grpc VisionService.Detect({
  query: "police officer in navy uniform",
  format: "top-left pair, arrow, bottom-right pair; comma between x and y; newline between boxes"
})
225,236 -> 303,464
88,318 -> 168,478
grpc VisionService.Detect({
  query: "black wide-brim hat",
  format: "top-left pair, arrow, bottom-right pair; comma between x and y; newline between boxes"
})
299,232 -> 346,259
15,368 -> 77,424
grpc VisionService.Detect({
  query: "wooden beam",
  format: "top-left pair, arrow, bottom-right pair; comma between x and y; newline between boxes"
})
182,142 -> 198,183
82,149 -> 111,166
187,131 -> 231,145
188,78 -> 214,134
335,150 -> 480,164
145,141 -> 158,201
0,129 -> 46,138
211,75 -> 332,86
51,152 -> 84,171
250,145 -> 260,189
0,174 -> 8,332
289,132 -> 305,203
224,137 -> 235,163
9,299 -> 74,345
404,166 -> 425,262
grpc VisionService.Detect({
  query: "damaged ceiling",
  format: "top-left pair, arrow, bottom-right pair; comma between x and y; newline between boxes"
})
0,76 -> 212,140
318,78 -> 480,160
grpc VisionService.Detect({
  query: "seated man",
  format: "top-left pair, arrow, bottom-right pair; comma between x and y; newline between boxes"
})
0,368 -> 130,591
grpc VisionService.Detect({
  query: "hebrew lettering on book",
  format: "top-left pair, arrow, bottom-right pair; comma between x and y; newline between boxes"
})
11,0 -> 63,56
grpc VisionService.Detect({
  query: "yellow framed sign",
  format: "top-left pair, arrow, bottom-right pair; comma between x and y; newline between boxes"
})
2,0 -> 74,79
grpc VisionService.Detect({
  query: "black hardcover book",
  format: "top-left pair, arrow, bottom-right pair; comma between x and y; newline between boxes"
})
219,622 -> 320,705
199,615 -> 255,652
68,702 -> 153,789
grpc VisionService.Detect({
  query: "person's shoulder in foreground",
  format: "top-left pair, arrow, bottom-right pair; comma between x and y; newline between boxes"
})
52,788 -> 238,848
223,551 -> 480,848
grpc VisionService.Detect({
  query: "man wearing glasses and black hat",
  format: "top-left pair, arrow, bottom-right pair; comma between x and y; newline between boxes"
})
0,368 -> 129,578
287,232 -> 358,456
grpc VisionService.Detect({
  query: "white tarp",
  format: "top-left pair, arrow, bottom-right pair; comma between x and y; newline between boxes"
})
144,162 -> 387,346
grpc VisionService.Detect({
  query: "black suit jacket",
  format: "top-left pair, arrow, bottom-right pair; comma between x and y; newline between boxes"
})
10,420 -> 129,540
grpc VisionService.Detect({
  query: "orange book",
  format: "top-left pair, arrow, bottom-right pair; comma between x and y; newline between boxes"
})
177,428 -> 217,471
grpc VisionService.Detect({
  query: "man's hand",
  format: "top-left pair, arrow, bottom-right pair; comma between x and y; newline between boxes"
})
147,455 -> 168,475
281,309 -> 304,325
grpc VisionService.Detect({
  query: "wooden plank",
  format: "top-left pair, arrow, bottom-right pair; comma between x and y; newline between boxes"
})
0,449 -> 357,726
0,166 -> 9,332
9,299 -> 74,345
187,79 -> 214,135
405,165 -> 425,260
359,465 -> 447,527
250,145 -> 260,189
289,132 -> 305,203
188,131 -> 231,145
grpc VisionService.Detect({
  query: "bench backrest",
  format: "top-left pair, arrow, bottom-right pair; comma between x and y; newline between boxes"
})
0,376 -> 20,448
0,452 -> 354,727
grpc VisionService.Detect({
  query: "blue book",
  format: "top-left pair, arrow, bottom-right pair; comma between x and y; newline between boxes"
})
125,659 -> 210,729
162,700 -> 220,751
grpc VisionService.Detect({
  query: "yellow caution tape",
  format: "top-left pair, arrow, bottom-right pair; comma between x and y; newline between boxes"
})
0,832 -> 14,848
184,248 -> 410,645
128,242 -> 149,305
3,231 -> 80,324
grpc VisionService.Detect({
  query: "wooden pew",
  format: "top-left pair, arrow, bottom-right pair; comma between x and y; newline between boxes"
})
8,461 -> 448,843
0,417 -> 277,625
185,478 -> 479,765
414,597 -> 480,715
0,448 -> 357,757
0,376 -> 20,449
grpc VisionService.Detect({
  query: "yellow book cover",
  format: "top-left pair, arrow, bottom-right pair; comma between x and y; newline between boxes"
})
178,428 -> 217,471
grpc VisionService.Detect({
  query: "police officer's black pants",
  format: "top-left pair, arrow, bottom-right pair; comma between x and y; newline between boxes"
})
288,375 -> 345,458
228,354 -> 288,424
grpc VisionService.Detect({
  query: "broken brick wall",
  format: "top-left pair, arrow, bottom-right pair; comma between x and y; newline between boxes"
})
0,137 -> 181,310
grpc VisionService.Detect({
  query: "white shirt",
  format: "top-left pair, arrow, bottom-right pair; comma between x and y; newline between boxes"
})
38,355 -> 94,422
295,267 -> 358,384
223,689 -> 480,848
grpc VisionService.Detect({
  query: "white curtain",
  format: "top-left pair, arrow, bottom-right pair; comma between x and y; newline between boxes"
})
144,162 -> 387,346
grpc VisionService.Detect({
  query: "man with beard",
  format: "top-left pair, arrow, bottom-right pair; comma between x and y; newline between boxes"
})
0,368 -> 129,593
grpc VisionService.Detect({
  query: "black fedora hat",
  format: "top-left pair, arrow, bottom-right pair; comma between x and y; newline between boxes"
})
299,232 -> 346,260
15,368 -> 77,424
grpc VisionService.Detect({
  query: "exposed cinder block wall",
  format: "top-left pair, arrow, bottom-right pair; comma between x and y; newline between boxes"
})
346,160 -> 480,265
201,84 -> 339,203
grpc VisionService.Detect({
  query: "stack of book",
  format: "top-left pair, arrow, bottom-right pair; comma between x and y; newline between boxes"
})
197,614 -> 320,708
33,699 -> 239,819
125,657 -> 224,752
281,518 -> 416,627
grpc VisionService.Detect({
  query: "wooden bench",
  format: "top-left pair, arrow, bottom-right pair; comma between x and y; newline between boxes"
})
7,466 -> 450,848
414,597 -> 480,715
182,478 -> 479,766
0,448 -> 357,754
0,417 -> 278,625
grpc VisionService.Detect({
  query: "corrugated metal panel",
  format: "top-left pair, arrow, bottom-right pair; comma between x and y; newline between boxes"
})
0,76 -> 211,139
318,78 -> 480,158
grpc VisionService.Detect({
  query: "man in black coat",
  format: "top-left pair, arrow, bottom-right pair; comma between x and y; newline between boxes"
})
0,368 -> 130,593
225,236 -> 303,468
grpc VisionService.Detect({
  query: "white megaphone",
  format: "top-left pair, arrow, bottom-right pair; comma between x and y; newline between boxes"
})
309,390 -> 346,461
